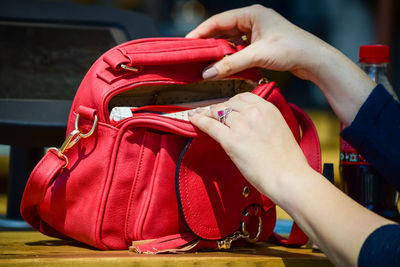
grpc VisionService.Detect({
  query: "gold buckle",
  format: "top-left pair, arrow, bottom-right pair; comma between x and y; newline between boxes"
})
48,113 -> 98,168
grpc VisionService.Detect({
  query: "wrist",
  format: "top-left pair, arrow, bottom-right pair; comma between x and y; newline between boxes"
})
305,43 -> 342,86
289,34 -> 336,82
305,44 -> 376,125
262,163 -> 316,207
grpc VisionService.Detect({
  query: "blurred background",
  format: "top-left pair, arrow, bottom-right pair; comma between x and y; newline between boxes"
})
0,0 -> 399,221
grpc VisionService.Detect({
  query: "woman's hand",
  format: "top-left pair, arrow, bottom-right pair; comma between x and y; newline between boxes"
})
186,4 -> 329,82
187,4 -> 376,125
187,7 -> 393,266
189,92 -> 394,267
188,92 -> 311,201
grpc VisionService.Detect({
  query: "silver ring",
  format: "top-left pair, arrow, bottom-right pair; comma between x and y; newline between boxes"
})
217,108 -> 233,124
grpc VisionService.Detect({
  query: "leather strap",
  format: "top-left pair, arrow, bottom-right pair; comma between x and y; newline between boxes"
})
130,233 -> 202,254
77,105 -> 97,120
20,149 -> 66,231
273,104 -> 321,246
103,38 -> 236,70
290,103 -> 322,173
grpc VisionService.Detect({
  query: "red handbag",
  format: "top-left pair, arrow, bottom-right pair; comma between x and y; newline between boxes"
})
20,38 -> 321,253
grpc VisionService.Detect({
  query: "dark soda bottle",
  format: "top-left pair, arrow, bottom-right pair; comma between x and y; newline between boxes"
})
340,45 -> 399,221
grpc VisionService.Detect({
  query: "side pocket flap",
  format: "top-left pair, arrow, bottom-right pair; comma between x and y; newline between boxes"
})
175,135 -> 268,240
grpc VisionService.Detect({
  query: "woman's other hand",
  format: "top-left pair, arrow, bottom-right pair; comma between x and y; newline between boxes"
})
188,92 -> 311,201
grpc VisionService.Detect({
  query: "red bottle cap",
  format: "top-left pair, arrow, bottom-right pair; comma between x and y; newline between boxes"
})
359,45 -> 390,63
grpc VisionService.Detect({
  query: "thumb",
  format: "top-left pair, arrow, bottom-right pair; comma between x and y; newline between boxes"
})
202,45 -> 258,80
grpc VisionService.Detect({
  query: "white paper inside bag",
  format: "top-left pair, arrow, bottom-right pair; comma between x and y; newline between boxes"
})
109,98 -> 228,122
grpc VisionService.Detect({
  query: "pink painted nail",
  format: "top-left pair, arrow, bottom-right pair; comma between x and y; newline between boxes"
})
202,67 -> 217,80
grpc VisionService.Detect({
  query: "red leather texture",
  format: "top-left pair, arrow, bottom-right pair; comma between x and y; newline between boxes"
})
20,150 -> 68,238
20,38 -> 321,252
103,38 -> 236,70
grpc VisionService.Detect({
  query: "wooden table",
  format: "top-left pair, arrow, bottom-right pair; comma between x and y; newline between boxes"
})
0,231 -> 333,267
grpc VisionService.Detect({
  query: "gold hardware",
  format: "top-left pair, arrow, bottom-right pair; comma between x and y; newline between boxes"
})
59,129 -> 81,156
48,113 -> 98,168
47,148 -> 69,169
74,114 -> 98,138
227,41 -> 236,48
217,206 -> 263,249
242,186 -> 250,198
241,209 -> 262,243
258,77 -> 269,84
120,64 -> 140,72
217,231 -> 248,250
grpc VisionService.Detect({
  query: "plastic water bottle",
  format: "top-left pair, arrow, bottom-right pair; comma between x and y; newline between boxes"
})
340,45 -> 399,221
359,45 -> 398,100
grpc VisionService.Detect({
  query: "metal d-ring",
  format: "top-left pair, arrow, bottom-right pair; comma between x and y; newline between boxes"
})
48,113 -> 98,169
74,113 -> 98,139
217,206 -> 263,249
241,208 -> 262,243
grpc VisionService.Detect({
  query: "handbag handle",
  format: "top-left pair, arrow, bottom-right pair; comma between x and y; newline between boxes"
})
272,103 -> 322,246
290,103 -> 322,173
20,149 -> 66,232
103,38 -> 237,71
20,107 -> 98,232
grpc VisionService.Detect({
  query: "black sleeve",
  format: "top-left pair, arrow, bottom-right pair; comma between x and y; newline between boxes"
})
358,224 -> 400,267
341,84 -> 400,191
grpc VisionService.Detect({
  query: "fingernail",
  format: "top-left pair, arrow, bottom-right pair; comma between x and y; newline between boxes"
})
202,66 -> 217,80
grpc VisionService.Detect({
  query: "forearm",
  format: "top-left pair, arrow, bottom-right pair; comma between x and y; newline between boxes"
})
267,167 -> 394,267
307,45 -> 376,126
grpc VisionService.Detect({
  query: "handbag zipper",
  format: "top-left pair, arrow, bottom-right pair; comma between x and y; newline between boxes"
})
103,80 -> 189,124
104,78 -> 272,125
